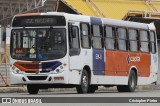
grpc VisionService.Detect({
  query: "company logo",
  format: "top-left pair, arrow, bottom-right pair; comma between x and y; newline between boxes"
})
2,98 -> 11,103
130,56 -> 140,62
1,98 -> 42,103
127,55 -> 140,64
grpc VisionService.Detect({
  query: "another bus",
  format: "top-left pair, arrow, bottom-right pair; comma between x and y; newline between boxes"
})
10,12 -> 158,94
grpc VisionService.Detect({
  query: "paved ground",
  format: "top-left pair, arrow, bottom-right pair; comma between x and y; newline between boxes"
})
0,89 -> 160,97
0,83 -> 160,92
0,87 -> 160,105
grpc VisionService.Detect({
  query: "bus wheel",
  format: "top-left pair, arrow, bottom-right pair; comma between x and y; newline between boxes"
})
76,69 -> 89,94
27,84 -> 39,94
117,71 -> 137,92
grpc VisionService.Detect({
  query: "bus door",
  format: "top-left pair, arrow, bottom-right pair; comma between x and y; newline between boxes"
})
150,31 -> 158,74
68,22 -> 82,71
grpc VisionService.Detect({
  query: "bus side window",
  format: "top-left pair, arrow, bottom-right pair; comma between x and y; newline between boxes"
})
80,23 -> 91,48
117,27 -> 127,51
150,31 -> 156,54
128,29 -> 138,52
105,26 -> 116,50
92,25 -> 103,49
69,25 -> 80,56
139,30 -> 149,53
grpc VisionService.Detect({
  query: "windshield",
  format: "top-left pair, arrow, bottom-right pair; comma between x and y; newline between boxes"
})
10,28 -> 66,61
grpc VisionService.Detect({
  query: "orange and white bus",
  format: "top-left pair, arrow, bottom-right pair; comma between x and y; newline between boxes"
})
10,12 -> 158,94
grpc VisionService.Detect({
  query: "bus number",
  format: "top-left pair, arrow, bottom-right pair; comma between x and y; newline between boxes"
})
96,54 -> 102,60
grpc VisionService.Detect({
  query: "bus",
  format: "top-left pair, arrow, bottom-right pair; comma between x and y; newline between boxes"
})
10,12 -> 158,94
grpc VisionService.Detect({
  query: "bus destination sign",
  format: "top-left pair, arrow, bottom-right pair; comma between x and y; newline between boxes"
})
12,16 -> 66,27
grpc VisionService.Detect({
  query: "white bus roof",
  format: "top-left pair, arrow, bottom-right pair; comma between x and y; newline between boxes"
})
16,12 -> 154,30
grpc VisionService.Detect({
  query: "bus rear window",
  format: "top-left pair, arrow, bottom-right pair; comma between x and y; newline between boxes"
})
12,16 -> 66,27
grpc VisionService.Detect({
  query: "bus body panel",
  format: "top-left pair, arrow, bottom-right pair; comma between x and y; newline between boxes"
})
92,49 -> 105,75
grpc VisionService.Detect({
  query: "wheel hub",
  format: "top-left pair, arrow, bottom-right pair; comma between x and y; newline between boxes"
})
130,76 -> 135,88
82,75 -> 88,87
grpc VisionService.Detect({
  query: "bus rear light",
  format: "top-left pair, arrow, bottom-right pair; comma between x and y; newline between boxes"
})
54,77 -> 64,81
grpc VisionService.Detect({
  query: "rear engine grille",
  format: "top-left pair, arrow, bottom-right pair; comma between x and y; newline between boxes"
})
27,76 -> 47,80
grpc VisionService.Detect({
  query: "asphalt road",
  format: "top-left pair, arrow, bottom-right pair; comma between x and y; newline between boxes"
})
0,89 -> 160,106
0,89 -> 160,97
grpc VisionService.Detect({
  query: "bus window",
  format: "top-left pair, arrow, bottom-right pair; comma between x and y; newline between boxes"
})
105,26 -> 116,50
117,28 -> 127,51
92,25 -> 103,49
11,28 -> 66,61
14,31 -> 23,48
140,30 -> 149,53
70,26 -> 80,49
69,26 -> 80,56
80,23 -> 90,48
150,31 -> 156,53
128,29 -> 138,52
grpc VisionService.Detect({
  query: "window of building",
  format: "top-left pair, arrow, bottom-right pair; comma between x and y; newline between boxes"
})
140,30 -> 149,53
128,29 -> 138,52
105,26 -> 116,50
117,28 -> 127,51
92,25 -> 103,49
80,23 -> 90,48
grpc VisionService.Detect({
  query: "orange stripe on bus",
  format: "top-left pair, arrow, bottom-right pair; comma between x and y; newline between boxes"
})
15,13 -> 41,17
14,61 -> 39,72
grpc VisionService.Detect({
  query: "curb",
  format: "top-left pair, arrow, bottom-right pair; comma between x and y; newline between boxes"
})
0,84 -> 160,93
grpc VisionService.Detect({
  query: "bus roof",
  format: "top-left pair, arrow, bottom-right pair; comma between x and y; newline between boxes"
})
14,12 -> 153,30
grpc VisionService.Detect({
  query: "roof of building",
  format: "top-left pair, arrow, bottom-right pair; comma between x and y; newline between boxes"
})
64,0 -> 160,19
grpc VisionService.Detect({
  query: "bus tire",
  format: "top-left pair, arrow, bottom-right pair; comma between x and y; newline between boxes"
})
88,85 -> 98,93
27,84 -> 39,94
117,71 -> 137,92
76,69 -> 89,94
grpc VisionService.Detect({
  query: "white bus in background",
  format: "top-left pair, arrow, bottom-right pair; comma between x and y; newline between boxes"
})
10,12 -> 158,94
